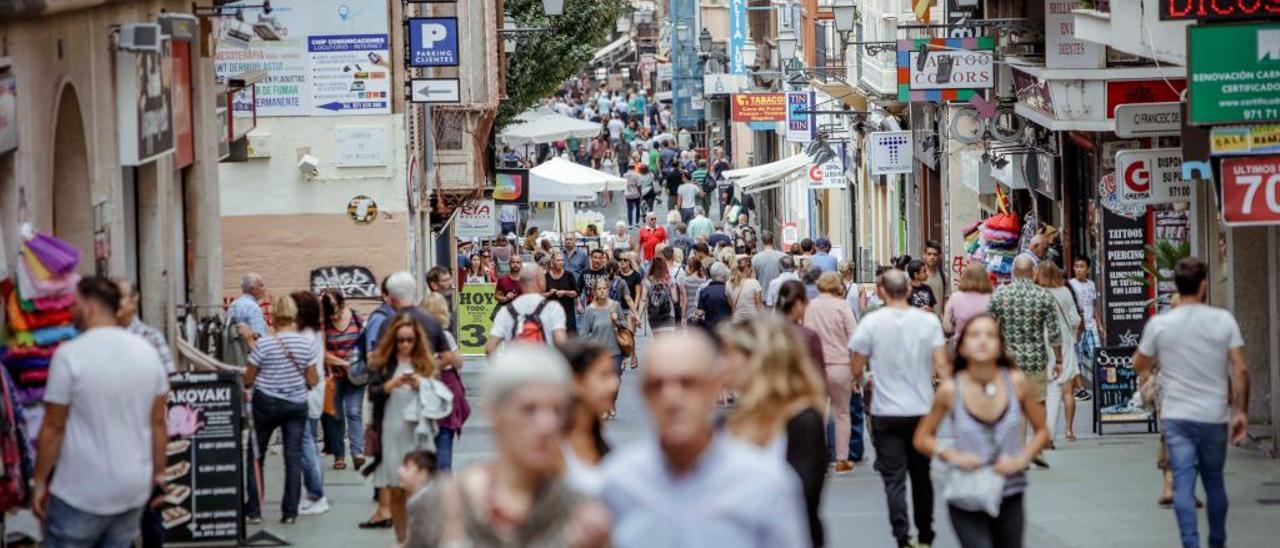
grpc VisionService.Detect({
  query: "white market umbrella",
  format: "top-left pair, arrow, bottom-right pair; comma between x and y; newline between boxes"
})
529,158 -> 626,202
501,112 -> 604,146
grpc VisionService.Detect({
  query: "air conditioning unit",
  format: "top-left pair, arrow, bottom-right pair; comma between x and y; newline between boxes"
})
118,23 -> 163,53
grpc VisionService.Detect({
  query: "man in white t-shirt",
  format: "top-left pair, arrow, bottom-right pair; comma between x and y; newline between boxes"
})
1134,257 -> 1249,548
34,277 -> 169,546
486,264 -> 567,355
848,269 -> 949,548
607,115 -> 626,143
676,178 -> 699,223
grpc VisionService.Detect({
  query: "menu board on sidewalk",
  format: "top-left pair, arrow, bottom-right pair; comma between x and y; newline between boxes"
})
163,372 -> 244,543
1101,208 -> 1150,348
1092,347 -> 1156,434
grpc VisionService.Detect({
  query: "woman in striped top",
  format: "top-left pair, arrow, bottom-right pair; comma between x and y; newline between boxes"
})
913,314 -> 1050,548
244,295 -> 320,524
321,289 -> 365,470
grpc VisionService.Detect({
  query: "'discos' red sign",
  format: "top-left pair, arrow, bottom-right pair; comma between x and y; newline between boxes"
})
1160,0 -> 1280,20
1222,156 -> 1280,226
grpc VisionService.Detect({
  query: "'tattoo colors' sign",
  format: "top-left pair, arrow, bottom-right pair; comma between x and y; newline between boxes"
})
1221,156 -> 1280,226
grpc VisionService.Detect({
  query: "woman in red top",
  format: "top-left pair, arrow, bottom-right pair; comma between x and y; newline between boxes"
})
320,289 -> 366,470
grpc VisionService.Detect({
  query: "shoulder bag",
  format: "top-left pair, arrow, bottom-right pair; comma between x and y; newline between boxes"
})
613,304 -> 635,358
942,383 -> 1006,517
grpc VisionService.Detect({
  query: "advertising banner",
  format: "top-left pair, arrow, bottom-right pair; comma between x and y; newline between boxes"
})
1105,79 -> 1185,118
731,93 -> 786,123
457,283 -> 496,355
171,41 -> 194,168
1221,155 -> 1280,226
807,156 -> 847,190
1115,148 -> 1192,205
117,44 -> 175,166
729,0 -> 747,75
493,168 -> 530,205
1209,124 -> 1280,156
1101,207 -> 1150,349
785,91 -> 816,143
408,17 -> 460,67
1160,0 -> 1280,21
1188,22 -> 1280,125
456,200 -> 496,238
897,36 -> 995,102
214,1 -> 390,116
163,372 -> 244,543
868,131 -> 914,175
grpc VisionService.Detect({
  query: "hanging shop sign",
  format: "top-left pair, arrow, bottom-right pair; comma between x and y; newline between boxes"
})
1187,22 -> 1280,125
1116,148 -> 1192,205
1208,124 -> 1280,156
493,168 -> 530,205
728,0 -> 747,74
408,17 -> 460,67
731,93 -> 787,127
117,42 -> 176,166
807,157 -> 847,190
213,1 -> 391,116
1114,102 -> 1182,138
1027,152 -> 1058,200
896,36 -> 995,102
785,91 -> 816,143
457,283 -> 496,356
1046,0 -> 1104,69
310,265 -> 378,298
1105,79 -> 1185,119
1101,207 -> 1150,349
0,72 -> 15,155
1221,155 -> 1280,226
171,41 -> 195,169
1160,0 -> 1280,21
162,371 -> 244,543
868,131 -> 913,175
456,200 -> 496,238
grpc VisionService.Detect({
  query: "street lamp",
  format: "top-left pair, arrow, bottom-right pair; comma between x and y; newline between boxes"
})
504,15 -> 517,52
542,0 -> 564,16
699,28 -> 713,55
833,0 -> 856,33
777,28 -> 798,64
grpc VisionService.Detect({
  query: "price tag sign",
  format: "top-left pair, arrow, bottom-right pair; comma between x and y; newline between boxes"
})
1222,156 -> 1280,226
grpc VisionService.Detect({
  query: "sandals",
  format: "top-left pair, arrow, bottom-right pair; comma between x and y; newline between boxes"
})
358,518 -> 393,529
353,456 -> 366,470
334,460 -> 347,470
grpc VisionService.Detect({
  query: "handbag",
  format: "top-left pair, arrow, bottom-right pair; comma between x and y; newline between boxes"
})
323,376 -> 337,416
1134,367 -> 1162,412
615,324 -> 635,358
942,396 -> 1006,517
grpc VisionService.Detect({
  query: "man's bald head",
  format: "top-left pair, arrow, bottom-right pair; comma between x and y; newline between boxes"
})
518,263 -> 544,293
1013,256 -> 1036,280
878,268 -> 911,301
1028,234 -> 1047,256
643,331 -> 716,377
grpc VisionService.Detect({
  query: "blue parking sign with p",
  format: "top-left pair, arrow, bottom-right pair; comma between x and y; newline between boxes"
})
408,17 -> 460,67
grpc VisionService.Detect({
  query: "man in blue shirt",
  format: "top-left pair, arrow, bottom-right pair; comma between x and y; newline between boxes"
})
563,232 -> 589,279
601,333 -> 809,547
228,272 -> 268,343
812,238 -> 839,273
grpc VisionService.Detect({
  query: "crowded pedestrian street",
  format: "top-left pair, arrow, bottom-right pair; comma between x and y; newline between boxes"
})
3,1 -> 1280,548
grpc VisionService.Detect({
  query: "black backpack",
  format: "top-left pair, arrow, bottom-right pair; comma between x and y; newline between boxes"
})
647,281 -> 674,323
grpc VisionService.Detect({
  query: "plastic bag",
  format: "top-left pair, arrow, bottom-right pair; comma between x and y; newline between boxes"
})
984,212 -> 1021,233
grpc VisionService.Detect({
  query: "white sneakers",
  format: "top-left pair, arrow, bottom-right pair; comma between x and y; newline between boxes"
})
298,496 -> 330,516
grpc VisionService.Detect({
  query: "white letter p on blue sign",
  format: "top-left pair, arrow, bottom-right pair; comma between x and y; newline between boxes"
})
421,24 -> 447,49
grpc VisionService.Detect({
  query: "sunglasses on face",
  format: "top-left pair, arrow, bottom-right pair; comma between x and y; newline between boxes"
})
396,337 -> 417,344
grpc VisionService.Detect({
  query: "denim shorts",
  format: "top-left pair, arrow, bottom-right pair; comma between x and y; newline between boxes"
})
44,496 -> 144,548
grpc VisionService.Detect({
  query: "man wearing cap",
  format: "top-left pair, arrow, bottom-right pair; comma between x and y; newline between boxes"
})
812,238 -> 838,273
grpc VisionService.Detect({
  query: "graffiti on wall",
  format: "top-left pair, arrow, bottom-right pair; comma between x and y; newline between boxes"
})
310,266 -> 379,298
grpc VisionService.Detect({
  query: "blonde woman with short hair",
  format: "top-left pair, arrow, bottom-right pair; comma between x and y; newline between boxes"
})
727,255 -> 763,321
719,316 -> 829,548
943,262 -> 994,338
